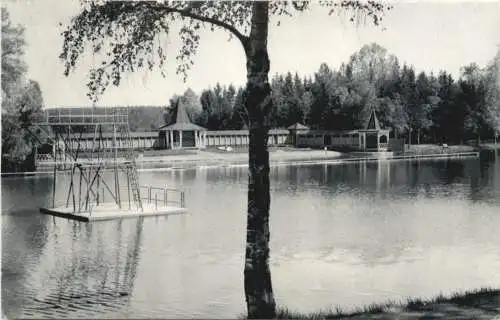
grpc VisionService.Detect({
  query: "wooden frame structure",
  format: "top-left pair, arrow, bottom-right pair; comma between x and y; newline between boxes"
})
34,107 -> 144,214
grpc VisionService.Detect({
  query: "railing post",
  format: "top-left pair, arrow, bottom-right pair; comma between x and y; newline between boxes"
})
127,170 -> 131,210
164,189 -> 167,206
148,187 -> 151,204
155,193 -> 158,211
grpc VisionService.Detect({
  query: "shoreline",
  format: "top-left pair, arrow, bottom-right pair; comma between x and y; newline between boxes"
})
1,147 -> 482,177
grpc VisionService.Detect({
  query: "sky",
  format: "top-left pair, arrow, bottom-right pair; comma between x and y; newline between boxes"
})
3,0 -> 500,108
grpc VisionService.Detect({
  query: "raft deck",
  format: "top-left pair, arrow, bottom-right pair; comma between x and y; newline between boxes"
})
40,202 -> 187,222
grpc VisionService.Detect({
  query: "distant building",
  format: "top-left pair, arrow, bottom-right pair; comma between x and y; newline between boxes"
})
358,110 -> 391,151
156,99 -> 289,149
158,98 -> 207,149
296,110 -> 400,152
287,122 -> 309,147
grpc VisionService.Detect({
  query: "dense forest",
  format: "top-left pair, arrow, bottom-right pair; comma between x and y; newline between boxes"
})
46,43 -> 500,146
167,43 -> 500,145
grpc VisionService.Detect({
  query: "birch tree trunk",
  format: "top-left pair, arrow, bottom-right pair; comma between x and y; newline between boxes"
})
243,2 -> 276,318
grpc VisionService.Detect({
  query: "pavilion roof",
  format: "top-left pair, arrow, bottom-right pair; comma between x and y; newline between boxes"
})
159,98 -> 206,131
365,109 -> 381,130
287,122 -> 309,130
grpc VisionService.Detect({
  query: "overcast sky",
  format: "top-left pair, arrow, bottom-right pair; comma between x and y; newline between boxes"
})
4,0 -> 500,108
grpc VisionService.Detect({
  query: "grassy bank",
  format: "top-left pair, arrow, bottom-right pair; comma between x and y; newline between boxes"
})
274,288 -> 500,319
136,148 -> 343,166
404,144 -> 477,155
479,143 -> 500,151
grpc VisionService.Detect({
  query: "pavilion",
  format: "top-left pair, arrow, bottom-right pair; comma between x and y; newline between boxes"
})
287,122 -> 309,146
357,109 -> 390,151
294,109 -> 394,152
158,99 -> 207,149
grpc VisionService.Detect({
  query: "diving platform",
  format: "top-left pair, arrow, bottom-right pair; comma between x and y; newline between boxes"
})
38,107 -> 129,126
40,202 -> 187,222
31,107 -> 188,223
41,185 -> 187,222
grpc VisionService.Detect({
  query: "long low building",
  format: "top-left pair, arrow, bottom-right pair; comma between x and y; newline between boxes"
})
45,129 -> 290,152
36,105 -> 403,163
56,131 -> 159,150
206,129 -> 290,147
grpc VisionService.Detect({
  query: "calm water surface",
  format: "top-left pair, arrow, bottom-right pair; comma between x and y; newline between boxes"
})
2,154 -> 500,318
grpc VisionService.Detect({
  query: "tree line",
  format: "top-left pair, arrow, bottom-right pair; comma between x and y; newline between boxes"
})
29,42 -> 500,149
168,43 -> 500,144
1,8 -> 44,171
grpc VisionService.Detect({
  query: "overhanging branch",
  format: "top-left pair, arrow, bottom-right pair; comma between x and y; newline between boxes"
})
159,4 -> 249,50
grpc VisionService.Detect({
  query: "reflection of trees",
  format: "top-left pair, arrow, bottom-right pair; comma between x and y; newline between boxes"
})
430,159 -> 465,184
1,212 -> 51,318
1,176 -> 54,213
269,161 -> 395,195
171,168 -> 197,184
271,165 -> 300,195
17,217 -> 146,318
353,161 -> 392,193
1,176 -> 51,273
270,158 -> 499,203
494,153 -> 500,192
469,155 -> 500,203
206,166 -> 245,185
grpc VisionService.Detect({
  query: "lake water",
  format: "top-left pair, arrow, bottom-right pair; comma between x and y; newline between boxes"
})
2,153 -> 500,318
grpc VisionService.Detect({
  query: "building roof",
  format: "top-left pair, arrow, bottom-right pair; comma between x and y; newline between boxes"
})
366,109 -> 381,130
159,99 -> 207,131
161,122 -> 207,131
60,131 -> 159,139
174,98 -> 191,125
207,129 -> 289,136
287,123 -> 309,130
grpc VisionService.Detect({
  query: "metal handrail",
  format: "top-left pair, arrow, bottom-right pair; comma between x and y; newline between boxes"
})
138,185 -> 185,208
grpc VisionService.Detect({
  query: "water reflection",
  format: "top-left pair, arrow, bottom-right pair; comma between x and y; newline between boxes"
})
2,155 -> 500,318
2,202 -> 146,318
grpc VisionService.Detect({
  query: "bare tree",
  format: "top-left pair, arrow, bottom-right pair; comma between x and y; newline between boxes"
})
60,1 -> 391,317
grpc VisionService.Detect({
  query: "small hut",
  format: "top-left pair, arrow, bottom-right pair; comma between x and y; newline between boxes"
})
158,99 -> 207,149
